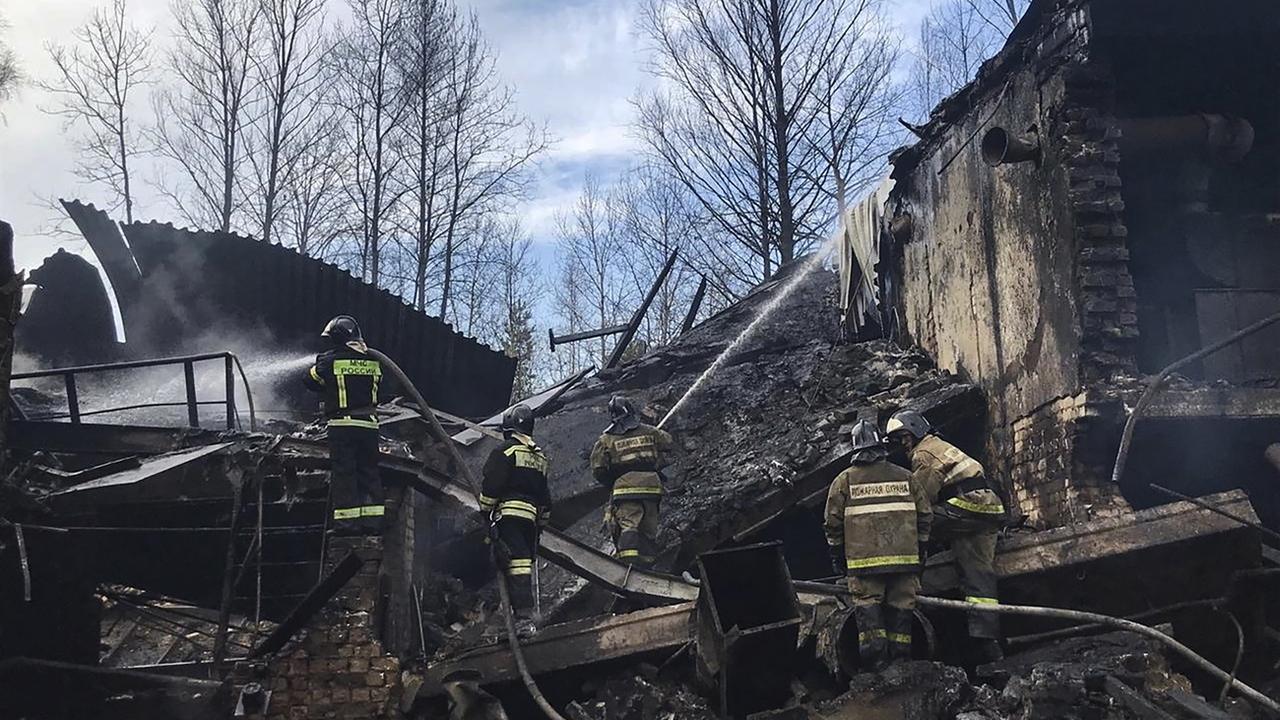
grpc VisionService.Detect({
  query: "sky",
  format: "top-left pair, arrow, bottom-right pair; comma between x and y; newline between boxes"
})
0,0 -> 935,274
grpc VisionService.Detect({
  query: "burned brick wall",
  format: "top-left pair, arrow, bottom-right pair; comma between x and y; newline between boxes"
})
888,0 -> 1136,527
259,538 -> 402,719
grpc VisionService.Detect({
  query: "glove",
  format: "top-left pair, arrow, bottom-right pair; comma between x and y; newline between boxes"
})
600,505 -> 614,535
828,545 -> 846,576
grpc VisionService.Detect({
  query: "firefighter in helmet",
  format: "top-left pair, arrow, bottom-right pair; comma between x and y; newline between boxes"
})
886,409 -> 1006,663
825,420 -> 932,671
479,404 -> 551,633
590,395 -> 674,567
304,315 -> 385,535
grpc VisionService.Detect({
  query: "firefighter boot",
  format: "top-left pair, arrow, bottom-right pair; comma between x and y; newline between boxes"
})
973,638 -> 1004,665
514,606 -> 538,638
854,605 -> 888,673
885,607 -> 914,665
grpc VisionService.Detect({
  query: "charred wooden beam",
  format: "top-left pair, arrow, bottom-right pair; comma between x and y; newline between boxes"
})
415,602 -> 696,701
250,551 -> 365,659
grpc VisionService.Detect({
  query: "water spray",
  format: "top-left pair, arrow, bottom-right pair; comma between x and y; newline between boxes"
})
658,244 -> 834,429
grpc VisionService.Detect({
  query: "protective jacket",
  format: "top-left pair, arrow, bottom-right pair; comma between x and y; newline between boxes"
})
824,460 -> 932,575
590,424 -> 674,503
304,342 -> 382,429
480,433 -> 552,524
910,435 -> 1005,520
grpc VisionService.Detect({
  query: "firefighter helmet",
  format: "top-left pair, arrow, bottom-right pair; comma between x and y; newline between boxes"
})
608,395 -> 637,422
321,315 -> 362,344
886,409 -> 931,440
502,404 -> 535,435
607,395 -> 641,432
850,419 -> 884,454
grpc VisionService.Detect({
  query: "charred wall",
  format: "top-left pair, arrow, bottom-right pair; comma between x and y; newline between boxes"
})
889,1 -> 1133,527
889,0 -> 1280,529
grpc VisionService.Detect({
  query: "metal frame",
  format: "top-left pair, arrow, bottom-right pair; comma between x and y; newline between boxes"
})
13,351 -> 244,430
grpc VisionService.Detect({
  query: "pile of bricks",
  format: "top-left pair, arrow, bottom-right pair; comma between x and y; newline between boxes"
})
260,537 -> 402,719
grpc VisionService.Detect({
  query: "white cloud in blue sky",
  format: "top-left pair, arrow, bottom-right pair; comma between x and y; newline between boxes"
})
1,0 -> 936,270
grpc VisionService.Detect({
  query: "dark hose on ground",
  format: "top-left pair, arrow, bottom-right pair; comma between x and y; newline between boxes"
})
366,347 -> 566,720
917,596 -> 1280,714
1111,311 -> 1280,487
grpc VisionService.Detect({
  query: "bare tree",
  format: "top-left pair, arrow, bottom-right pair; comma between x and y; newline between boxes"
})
555,175 -> 633,367
613,166 -> 706,346
963,0 -> 1028,35
247,0 -> 330,245
281,112 -> 347,256
332,0 -> 411,286
0,12 -> 19,108
487,220 -> 543,399
802,0 -> 901,239
152,0 -> 262,232
38,0 -> 154,222
637,0 -> 886,284
434,11 -> 549,321
909,0 -> 1026,120
398,0 -> 451,310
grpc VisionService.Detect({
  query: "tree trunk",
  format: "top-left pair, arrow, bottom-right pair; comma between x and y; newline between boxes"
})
766,0 -> 795,265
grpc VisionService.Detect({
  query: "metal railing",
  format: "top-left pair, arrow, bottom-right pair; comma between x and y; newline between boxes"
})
13,351 -> 256,431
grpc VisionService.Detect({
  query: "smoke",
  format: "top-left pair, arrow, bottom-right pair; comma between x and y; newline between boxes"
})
12,330 -> 321,428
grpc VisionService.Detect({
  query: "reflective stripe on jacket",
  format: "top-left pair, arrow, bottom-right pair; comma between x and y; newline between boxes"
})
303,342 -> 382,429
910,435 -> 1005,520
590,424 -> 674,502
824,460 -> 932,576
480,433 -> 552,524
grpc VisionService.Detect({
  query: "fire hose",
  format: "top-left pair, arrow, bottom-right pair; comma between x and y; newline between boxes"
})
363,348 -> 568,720
917,596 -> 1280,714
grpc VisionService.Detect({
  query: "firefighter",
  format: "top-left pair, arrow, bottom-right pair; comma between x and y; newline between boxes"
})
824,420 -> 932,671
303,315 -> 385,535
479,404 -> 551,633
590,395 -> 674,567
886,409 -> 1006,663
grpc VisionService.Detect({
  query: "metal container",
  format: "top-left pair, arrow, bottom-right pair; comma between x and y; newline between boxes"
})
694,542 -> 803,718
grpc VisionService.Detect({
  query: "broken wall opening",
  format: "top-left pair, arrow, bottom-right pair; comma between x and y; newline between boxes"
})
1096,0 -> 1280,377
1118,417 -> 1280,528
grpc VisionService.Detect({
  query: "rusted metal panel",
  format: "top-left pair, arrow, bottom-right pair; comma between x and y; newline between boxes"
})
416,602 -> 696,699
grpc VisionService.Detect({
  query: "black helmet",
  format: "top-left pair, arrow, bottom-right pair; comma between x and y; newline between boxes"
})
607,395 -> 640,432
886,409 -> 931,440
608,395 -> 636,421
502,404 -> 535,435
322,315 -> 362,344
850,419 -> 884,454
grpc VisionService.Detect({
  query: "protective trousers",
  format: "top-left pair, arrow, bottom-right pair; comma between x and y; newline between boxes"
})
611,499 -> 659,567
849,574 -> 919,668
328,425 -> 384,534
496,516 -> 537,613
933,512 -> 1000,640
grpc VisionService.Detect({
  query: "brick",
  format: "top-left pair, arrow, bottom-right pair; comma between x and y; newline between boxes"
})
369,685 -> 392,703
1079,246 -> 1129,263
366,672 -> 386,687
331,687 -> 351,703
348,658 -> 369,674
350,688 -> 371,703
289,706 -> 308,720
369,657 -> 397,672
